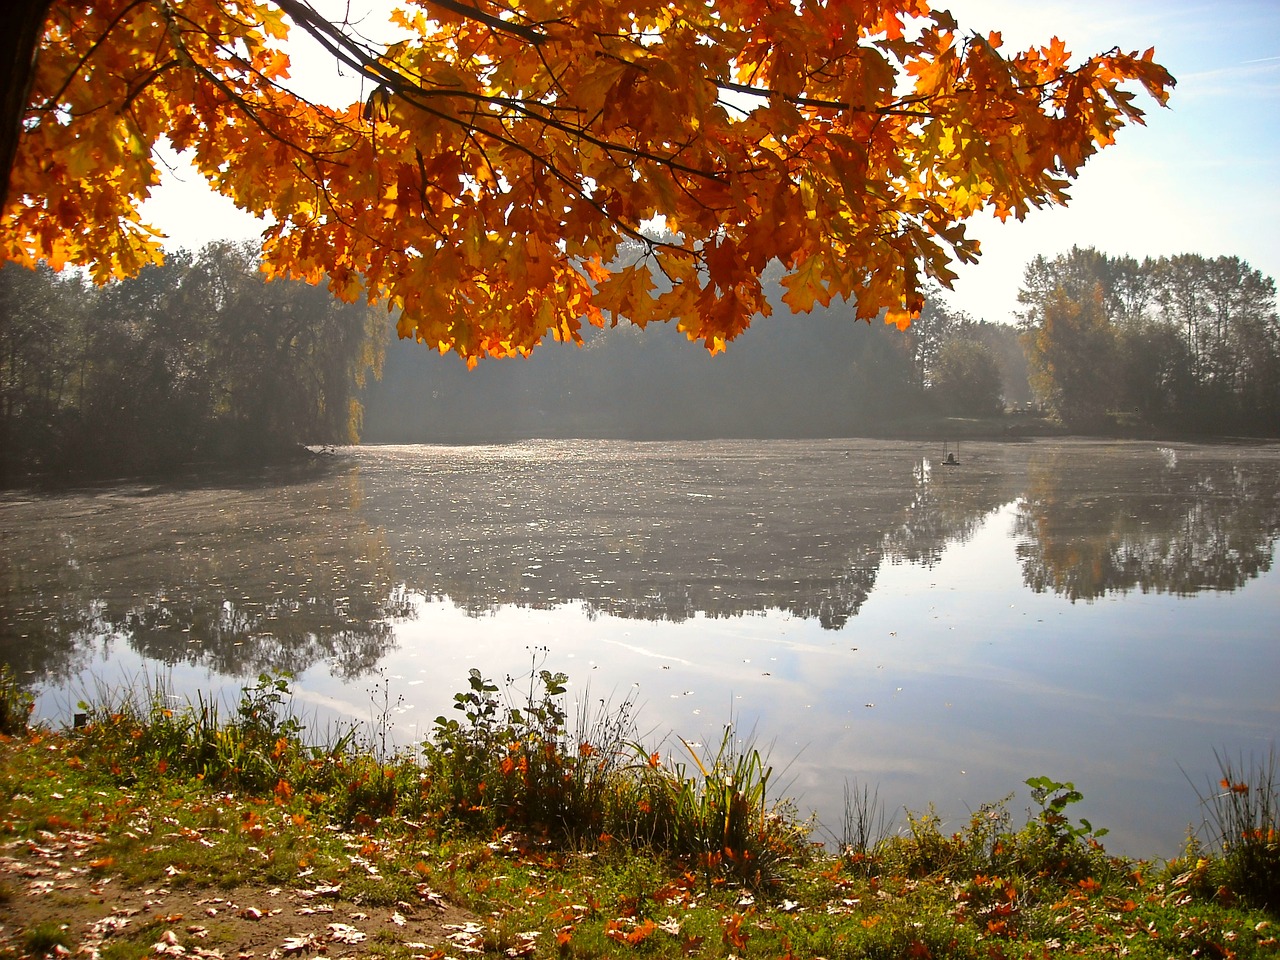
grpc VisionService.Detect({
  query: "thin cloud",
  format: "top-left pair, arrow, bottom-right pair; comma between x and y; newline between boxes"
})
1175,59 -> 1280,99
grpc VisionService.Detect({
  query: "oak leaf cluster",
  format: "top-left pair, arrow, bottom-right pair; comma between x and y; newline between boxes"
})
2,0 -> 1172,360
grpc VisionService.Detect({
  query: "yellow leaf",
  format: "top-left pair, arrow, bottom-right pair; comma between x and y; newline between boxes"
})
885,306 -> 916,330
780,256 -> 832,313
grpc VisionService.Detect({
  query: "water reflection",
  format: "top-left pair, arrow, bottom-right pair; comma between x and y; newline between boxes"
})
4,439 -> 1279,857
2,440 -> 1278,684
884,453 -> 1020,569
0,464 -> 409,682
351,441 -> 1021,632
1015,443 -> 1280,600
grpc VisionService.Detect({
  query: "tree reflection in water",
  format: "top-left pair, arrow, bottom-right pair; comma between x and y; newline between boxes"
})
0,460 -> 410,683
2,440 -> 1279,685
342,440 -> 1021,633
1014,444 -> 1280,601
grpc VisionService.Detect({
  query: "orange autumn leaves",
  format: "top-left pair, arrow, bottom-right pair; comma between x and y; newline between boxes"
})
4,0 -> 1172,360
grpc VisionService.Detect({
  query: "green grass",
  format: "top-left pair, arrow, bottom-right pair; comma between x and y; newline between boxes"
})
22,922 -> 73,957
1,669 -> 1277,960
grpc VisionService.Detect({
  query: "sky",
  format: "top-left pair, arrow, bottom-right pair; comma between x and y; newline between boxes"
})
137,0 -> 1280,326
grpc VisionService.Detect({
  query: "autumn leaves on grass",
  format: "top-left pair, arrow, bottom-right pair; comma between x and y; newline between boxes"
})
5,665 -> 1280,960
49,664 -> 806,892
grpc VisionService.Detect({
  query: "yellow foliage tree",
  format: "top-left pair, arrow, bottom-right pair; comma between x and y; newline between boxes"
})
1,0 -> 1172,361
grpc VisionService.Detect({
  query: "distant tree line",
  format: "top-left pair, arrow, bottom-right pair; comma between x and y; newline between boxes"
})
34,243 -> 1274,469
0,243 -> 384,480
12,242 -> 1273,466
1017,247 -> 1280,433
359,273 -> 1028,443
902,297 -> 1028,417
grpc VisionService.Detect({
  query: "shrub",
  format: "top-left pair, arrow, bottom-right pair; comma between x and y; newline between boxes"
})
419,662 -> 809,888
642,727 -> 810,888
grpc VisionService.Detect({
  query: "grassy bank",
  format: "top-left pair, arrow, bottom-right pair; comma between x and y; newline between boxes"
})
0,666 -> 1276,959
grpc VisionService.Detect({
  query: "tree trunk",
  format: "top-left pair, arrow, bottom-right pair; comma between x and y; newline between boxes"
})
1,0 -> 54,214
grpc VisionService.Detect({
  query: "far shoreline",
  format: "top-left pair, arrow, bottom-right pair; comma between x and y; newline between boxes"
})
5,424 -> 1280,491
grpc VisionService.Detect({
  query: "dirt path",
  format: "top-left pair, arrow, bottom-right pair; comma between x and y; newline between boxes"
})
0,831 -> 482,959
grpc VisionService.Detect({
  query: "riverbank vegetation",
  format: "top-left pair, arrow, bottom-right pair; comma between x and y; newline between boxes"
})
1,666 -> 1276,959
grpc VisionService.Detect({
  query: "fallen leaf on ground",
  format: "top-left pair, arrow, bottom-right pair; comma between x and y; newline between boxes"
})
279,934 -> 316,956
328,923 -> 366,944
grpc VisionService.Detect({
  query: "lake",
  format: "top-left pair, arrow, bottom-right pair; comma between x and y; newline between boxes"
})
2,438 -> 1278,858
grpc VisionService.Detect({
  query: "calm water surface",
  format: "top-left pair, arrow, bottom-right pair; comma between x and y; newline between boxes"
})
2,438 -> 1278,857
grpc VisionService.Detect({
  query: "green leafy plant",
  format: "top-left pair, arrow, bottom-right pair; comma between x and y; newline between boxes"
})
70,672 -> 326,795
417,660 -> 808,887
423,657 -> 646,843
0,665 -> 33,737
1021,775 -> 1110,879
1025,776 -> 1105,843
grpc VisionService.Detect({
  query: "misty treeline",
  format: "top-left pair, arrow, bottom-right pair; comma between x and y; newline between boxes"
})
9,243 -> 1274,474
360,270 -> 1027,443
1018,247 -> 1280,433
0,242 -> 384,479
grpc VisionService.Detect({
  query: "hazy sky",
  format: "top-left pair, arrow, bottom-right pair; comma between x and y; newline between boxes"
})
940,0 -> 1280,321
138,0 -> 1280,326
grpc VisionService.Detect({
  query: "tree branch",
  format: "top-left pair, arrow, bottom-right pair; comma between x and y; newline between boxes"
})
1,0 -> 55,212
426,0 -> 547,46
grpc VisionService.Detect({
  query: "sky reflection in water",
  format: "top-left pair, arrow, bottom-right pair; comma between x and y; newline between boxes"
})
3,439 -> 1278,857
